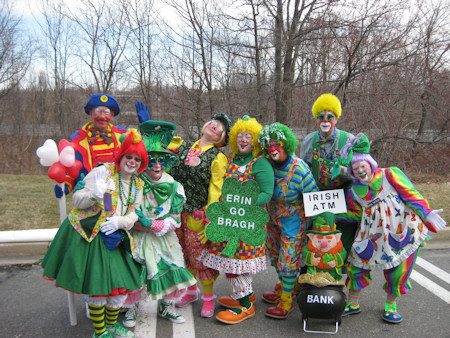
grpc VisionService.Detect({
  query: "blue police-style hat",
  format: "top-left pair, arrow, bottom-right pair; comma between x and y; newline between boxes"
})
84,93 -> 121,116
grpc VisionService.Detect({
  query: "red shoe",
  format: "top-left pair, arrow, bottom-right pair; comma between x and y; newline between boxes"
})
265,303 -> 294,319
216,304 -> 255,324
217,293 -> 256,309
262,290 -> 280,304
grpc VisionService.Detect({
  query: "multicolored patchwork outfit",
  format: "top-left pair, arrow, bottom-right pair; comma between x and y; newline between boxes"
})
201,151 -> 274,299
266,155 -> 319,280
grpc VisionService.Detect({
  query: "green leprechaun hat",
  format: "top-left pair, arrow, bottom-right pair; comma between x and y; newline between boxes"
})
138,120 -> 176,155
138,120 -> 179,170
308,212 -> 341,235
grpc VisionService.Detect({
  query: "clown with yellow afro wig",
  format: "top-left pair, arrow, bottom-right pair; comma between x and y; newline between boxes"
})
200,115 -> 275,325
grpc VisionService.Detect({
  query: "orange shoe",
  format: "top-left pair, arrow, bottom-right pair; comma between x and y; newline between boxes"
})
216,304 -> 255,324
217,293 -> 256,308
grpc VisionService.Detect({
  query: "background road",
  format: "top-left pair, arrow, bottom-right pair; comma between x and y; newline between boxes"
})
0,238 -> 449,338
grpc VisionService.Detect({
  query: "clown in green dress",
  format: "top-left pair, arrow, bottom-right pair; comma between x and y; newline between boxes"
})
42,129 -> 148,338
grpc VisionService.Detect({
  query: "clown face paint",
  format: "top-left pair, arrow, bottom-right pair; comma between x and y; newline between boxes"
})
203,120 -> 225,144
90,106 -> 113,131
267,139 -> 287,162
317,111 -> 337,138
120,153 -> 142,175
146,154 -> 166,180
352,160 -> 373,185
236,132 -> 253,154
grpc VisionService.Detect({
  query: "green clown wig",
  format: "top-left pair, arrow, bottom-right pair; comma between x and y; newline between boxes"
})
229,115 -> 263,157
259,122 -> 299,157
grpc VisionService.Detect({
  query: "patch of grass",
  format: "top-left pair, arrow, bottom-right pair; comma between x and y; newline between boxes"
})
0,174 -> 72,231
0,174 -> 448,231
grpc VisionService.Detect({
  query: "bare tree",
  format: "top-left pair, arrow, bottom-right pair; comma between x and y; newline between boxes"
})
64,0 -> 132,92
0,1 -> 32,101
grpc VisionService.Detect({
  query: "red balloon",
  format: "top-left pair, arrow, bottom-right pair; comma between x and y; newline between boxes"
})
58,139 -> 76,153
65,160 -> 83,178
48,162 -> 67,183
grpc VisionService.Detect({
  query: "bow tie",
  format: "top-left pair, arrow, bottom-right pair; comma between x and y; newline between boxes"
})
141,175 -> 174,205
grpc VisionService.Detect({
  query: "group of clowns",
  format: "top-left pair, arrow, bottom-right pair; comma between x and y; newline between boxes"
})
41,92 -> 447,338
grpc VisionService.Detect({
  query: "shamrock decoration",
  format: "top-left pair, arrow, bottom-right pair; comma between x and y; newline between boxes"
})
205,178 -> 269,257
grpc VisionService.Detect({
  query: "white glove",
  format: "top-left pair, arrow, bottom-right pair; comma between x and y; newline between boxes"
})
426,209 -> 447,231
93,166 -> 114,200
101,216 -> 120,235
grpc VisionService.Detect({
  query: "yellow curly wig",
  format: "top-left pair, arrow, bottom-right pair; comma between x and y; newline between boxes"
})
312,93 -> 342,119
229,116 -> 263,157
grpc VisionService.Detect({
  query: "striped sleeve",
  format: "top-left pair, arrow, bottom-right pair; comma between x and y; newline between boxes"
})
384,167 -> 432,220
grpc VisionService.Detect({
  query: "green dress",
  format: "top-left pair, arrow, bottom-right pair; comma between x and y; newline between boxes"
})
42,164 -> 144,297
134,172 -> 196,300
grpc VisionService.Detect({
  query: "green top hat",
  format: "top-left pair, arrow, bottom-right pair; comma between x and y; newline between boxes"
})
308,212 -> 341,235
138,120 -> 176,155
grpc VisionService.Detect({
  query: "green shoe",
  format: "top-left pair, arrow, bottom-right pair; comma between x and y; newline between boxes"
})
106,323 -> 135,337
92,331 -> 113,338
342,304 -> 361,316
123,305 -> 137,328
158,300 -> 186,324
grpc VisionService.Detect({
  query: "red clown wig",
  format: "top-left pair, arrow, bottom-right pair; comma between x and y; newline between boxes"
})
114,128 -> 148,173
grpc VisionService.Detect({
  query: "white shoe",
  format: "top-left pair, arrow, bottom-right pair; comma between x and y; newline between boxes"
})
123,305 -> 137,328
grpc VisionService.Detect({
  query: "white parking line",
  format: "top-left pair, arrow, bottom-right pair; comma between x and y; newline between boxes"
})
410,270 -> 450,304
134,297 -> 158,338
415,257 -> 450,285
173,304 -> 196,337
133,297 -> 196,338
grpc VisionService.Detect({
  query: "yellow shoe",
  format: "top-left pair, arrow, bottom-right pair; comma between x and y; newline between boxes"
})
217,293 -> 256,309
215,304 -> 255,324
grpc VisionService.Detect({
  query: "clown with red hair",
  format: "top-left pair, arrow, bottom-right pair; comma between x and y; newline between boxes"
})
42,129 -> 147,338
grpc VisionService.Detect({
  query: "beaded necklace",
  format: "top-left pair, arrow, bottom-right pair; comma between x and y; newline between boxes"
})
317,130 -> 337,161
118,171 -> 136,215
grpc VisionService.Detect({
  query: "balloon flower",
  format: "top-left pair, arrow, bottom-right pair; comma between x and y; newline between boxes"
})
36,139 -> 82,183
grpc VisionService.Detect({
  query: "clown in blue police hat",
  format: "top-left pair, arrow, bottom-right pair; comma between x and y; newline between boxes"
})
84,93 -> 121,116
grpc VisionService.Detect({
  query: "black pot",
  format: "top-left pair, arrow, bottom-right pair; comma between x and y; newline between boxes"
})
297,284 -> 346,324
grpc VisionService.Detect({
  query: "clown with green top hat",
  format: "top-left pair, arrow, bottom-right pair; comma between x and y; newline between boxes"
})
121,120 -> 197,328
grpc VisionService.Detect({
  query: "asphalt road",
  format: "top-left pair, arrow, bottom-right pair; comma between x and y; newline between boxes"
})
0,242 -> 449,338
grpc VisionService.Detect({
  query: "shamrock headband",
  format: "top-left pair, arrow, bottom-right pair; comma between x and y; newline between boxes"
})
339,133 -> 370,168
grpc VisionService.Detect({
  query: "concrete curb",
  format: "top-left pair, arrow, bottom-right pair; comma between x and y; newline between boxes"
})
1,228 -> 448,267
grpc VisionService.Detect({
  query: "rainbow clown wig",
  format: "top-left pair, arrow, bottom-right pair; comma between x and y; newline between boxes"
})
114,128 -> 149,173
312,93 -> 342,119
229,115 -> 263,157
259,122 -> 299,157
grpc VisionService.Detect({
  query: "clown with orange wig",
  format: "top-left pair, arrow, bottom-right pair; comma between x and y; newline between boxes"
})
42,129 -> 148,338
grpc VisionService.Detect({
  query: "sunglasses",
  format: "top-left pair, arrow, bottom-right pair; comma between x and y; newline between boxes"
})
317,112 -> 336,121
148,157 -> 166,168
125,154 -> 143,162
93,107 -> 112,115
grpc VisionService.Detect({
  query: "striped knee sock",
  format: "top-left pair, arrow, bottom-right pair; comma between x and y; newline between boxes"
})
347,289 -> 361,307
88,304 -> 106,335
385,293 -> 398,312
281,275 -> 296,295
105,306 -> 120,327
